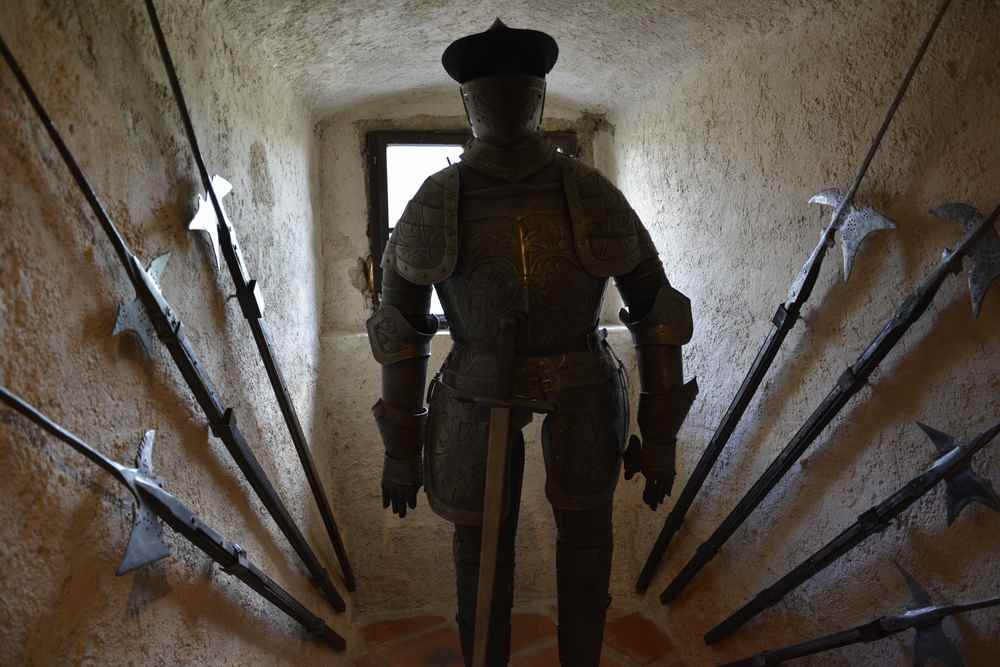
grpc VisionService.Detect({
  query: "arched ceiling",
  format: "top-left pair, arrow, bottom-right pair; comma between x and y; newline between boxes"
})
219,0 -> 823,115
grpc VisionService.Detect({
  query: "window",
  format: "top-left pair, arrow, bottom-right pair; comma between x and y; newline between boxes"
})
366,129 -> 579,317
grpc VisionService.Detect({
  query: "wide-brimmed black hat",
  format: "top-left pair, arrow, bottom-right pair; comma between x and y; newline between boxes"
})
442,19 -> 559,83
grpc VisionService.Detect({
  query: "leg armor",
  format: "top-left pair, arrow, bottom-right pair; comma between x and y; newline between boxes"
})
555,502 -> 614,667
453,433 -> 526,666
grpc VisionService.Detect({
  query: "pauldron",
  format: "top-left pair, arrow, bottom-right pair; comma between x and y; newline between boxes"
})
620,284 -> 694,346
562,159 -> 658,277
366,304 -> 438,366
381,165 -> 460,285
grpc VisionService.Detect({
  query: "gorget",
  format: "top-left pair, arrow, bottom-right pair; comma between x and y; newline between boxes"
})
460,134 -> 557,183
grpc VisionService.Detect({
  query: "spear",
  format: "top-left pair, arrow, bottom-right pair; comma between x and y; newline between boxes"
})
635,0 -> 956,593
720,564 -> 998,667
0,387 -> 345,650
141,0 -> 355,591
0,34 -> 345,611
660,201 -> 1000,605
706,419 -> 1000,644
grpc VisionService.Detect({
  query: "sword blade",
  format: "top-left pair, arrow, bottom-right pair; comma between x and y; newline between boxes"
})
472,406 -> 513,667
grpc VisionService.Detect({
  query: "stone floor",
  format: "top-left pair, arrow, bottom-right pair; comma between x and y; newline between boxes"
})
354,608 -> 685,666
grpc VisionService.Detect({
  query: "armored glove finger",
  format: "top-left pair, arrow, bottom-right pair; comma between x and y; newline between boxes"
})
640,440 -> 676,509
623,434 -> 676,510
382,454 -> 421,518
373,399 -> 427,519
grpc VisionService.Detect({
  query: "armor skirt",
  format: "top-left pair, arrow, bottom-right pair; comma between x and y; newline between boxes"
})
424,341 -> 628,524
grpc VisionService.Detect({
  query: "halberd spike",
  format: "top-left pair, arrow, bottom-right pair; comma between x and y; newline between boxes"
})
930,203 -> 1000,317
188,174 -> 233,269
116,431 -> 170,575
809,189 -> 896,281
893,562 -> 964,667
943,465 -> 1000,526
916,422 -> 1000,525
112,253 -> 170,356
916,421 -> 957,455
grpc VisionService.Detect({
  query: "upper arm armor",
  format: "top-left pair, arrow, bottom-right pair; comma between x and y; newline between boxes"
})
382,164 -> 460,285
620,284 -> 693,346
562,157 -> 658,277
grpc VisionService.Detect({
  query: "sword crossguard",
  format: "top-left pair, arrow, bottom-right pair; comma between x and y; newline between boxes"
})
455,393 -> 556,413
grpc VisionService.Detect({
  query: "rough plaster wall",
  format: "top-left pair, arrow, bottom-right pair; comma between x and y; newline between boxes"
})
313,91 -> 644,620
220,0 -> 827,114
0,1 -> 351,663
612,1 -> 1000,665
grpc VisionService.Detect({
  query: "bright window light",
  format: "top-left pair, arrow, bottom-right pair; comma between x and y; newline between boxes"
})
386,144 -> 464,317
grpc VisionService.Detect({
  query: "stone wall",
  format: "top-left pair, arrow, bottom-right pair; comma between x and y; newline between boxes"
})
0,1 -> 349,663
611,1 -> 1000,664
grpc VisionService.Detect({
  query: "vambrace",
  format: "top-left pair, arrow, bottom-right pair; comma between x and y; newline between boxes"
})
368,264 -> 436,476
618,271 -> 698,447
637,380 -> 700,448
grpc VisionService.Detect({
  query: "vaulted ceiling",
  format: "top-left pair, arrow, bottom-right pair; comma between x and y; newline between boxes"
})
219,0 -> 823,114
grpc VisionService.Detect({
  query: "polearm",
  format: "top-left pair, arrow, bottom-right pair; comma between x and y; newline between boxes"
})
719,564 -> 1000,667
719,597 -> 1000,667
142,0 -> 355,592
634,0 -> 954,594
0,387 -> 346,651
0,35 -> 345,612
706,419 -> 1000,644
661,201 -> 1000,605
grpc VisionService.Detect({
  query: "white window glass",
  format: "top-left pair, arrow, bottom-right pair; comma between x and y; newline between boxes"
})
386,144 -> 464,317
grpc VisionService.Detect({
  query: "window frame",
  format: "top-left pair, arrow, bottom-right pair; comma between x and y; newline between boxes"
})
365,129 -> 580,310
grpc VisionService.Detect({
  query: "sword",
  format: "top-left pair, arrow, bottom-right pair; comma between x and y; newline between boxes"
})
719,564 -> 998,667
0,387 -> 345,651
635,0 -> 954,594
706,419 -> 1000,644
454,315 -> 554,667
0,34 -> 345,612
142,0 -> 355,592
661,201 -> 1000,605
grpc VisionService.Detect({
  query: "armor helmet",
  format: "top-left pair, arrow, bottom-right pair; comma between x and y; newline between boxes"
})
442,19 -> 558,147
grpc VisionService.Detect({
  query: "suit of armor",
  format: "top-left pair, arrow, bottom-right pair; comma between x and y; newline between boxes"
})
367,21 -> 696,666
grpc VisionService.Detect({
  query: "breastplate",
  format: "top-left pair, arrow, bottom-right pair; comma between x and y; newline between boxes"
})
437,166 -> 608,354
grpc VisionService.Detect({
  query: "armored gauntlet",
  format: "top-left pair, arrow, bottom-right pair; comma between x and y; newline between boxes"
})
372,399 -> 428,516
618,260 -> 698,510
